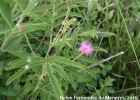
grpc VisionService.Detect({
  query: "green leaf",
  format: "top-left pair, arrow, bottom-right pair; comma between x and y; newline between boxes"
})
99,78 -> 104,88
85,68 -> 97,80
70,76 -> 77,91
111,73 -> 126,78
54,12 -> 66,20
3,35 -> 23,50
45,12 -> 53,18
25,0 -> 37,12
13,78 -> 20,92
55,12 -> 83,19
0,87 -> 17,96
6,69 -> 26,85
5,49 -> 30,58
0,61 -> 4,76
0,30 -> 10,35
104,65 -> 112,72
26,23 -> 51,33
69,12 -> 83,18
94,46 -> 108,53
54,20 -> 63,28
79,56 -> 100,64
109,10 -> 114,19
104,76 -> 115,86
79,30 -> 98,38
88,0 -> 94,12
26,12 -> 51,26
8,58 -> 26,70
0,0 -> 14,29
15,0 -> 37,13
21,81 -> 34,95
45,56 -> 58,63
15,0 -> 29,12
2,35 -> 30,57
8,56 -> 43,72
56,56 -> 85,69
65,67 -> 86,82
32,4 -> 53,12
80,30 -> 115,38
97,32 -> 116,38
55,3 -> 67,11
8,56 -> 44,72
107,87 -> 115,93
30,90 -> 40,100
53,64 -> 69,81
56,3 -> 81,11
46,64 -> 63,98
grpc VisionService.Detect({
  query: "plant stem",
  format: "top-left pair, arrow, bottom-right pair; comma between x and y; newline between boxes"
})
35,33 -> 46,53
73,53 -> 83,61
78,52 -> 124,72
24,33 -> 36,56
115,87 -> 140,92
0,15 -> 25,55
28,65 -> 45,99
45,44 -> 53,58
88,52 -> 124,69
45,5 -> 71,58
64,5 -> 70,21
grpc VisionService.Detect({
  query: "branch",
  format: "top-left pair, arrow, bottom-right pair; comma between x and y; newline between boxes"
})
88,52 -> 124,69
78,52 -> 124,72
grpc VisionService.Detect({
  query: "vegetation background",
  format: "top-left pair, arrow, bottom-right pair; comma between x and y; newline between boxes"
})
0,0 -> 140,99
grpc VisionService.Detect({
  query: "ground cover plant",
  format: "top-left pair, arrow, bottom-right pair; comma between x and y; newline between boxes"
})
0,0 -> 140,99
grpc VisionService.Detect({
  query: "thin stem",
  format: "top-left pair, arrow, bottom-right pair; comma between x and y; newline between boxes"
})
12,4 -> 18,13
73,53 -> 83,61
64,6 -> 70,21
50,3 -> 55,45
78,52 -> 124,72
28,65 -> 45,99
45,44 -> 53,58
89,52 -> 124,69
115,0 -> 140,68
35,33 -> 46,53
45,5 -> 71,58
0,15 -> 25,53
24,33 -> 36,56
54,5 -> 70,41
115,87 -> 140,92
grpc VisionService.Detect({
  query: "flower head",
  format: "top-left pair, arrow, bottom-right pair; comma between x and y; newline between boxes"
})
66,0 -> 72,5
62,21 -> 66,25
16,24 -> 26,32
78,41 -> 94,56
27,57 -> 31,63
25,65 -> 29,70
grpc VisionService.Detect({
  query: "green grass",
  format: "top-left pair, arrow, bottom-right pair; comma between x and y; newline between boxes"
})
99,0 -> 140,96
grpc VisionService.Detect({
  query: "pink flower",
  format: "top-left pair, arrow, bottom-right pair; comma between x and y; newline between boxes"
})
78,41 -> 94,56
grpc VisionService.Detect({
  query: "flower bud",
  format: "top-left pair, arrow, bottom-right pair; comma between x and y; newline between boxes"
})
66,0 -> 72,5
27,57 -> 31,62
19,26 -> 26,32
25,65 -> 29,70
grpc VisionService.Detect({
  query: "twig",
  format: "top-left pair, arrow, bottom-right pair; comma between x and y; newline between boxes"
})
89,52 -> 124,69
101,3 -> 115,11
78,52 -> 124,72
35,33 -> 46,53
